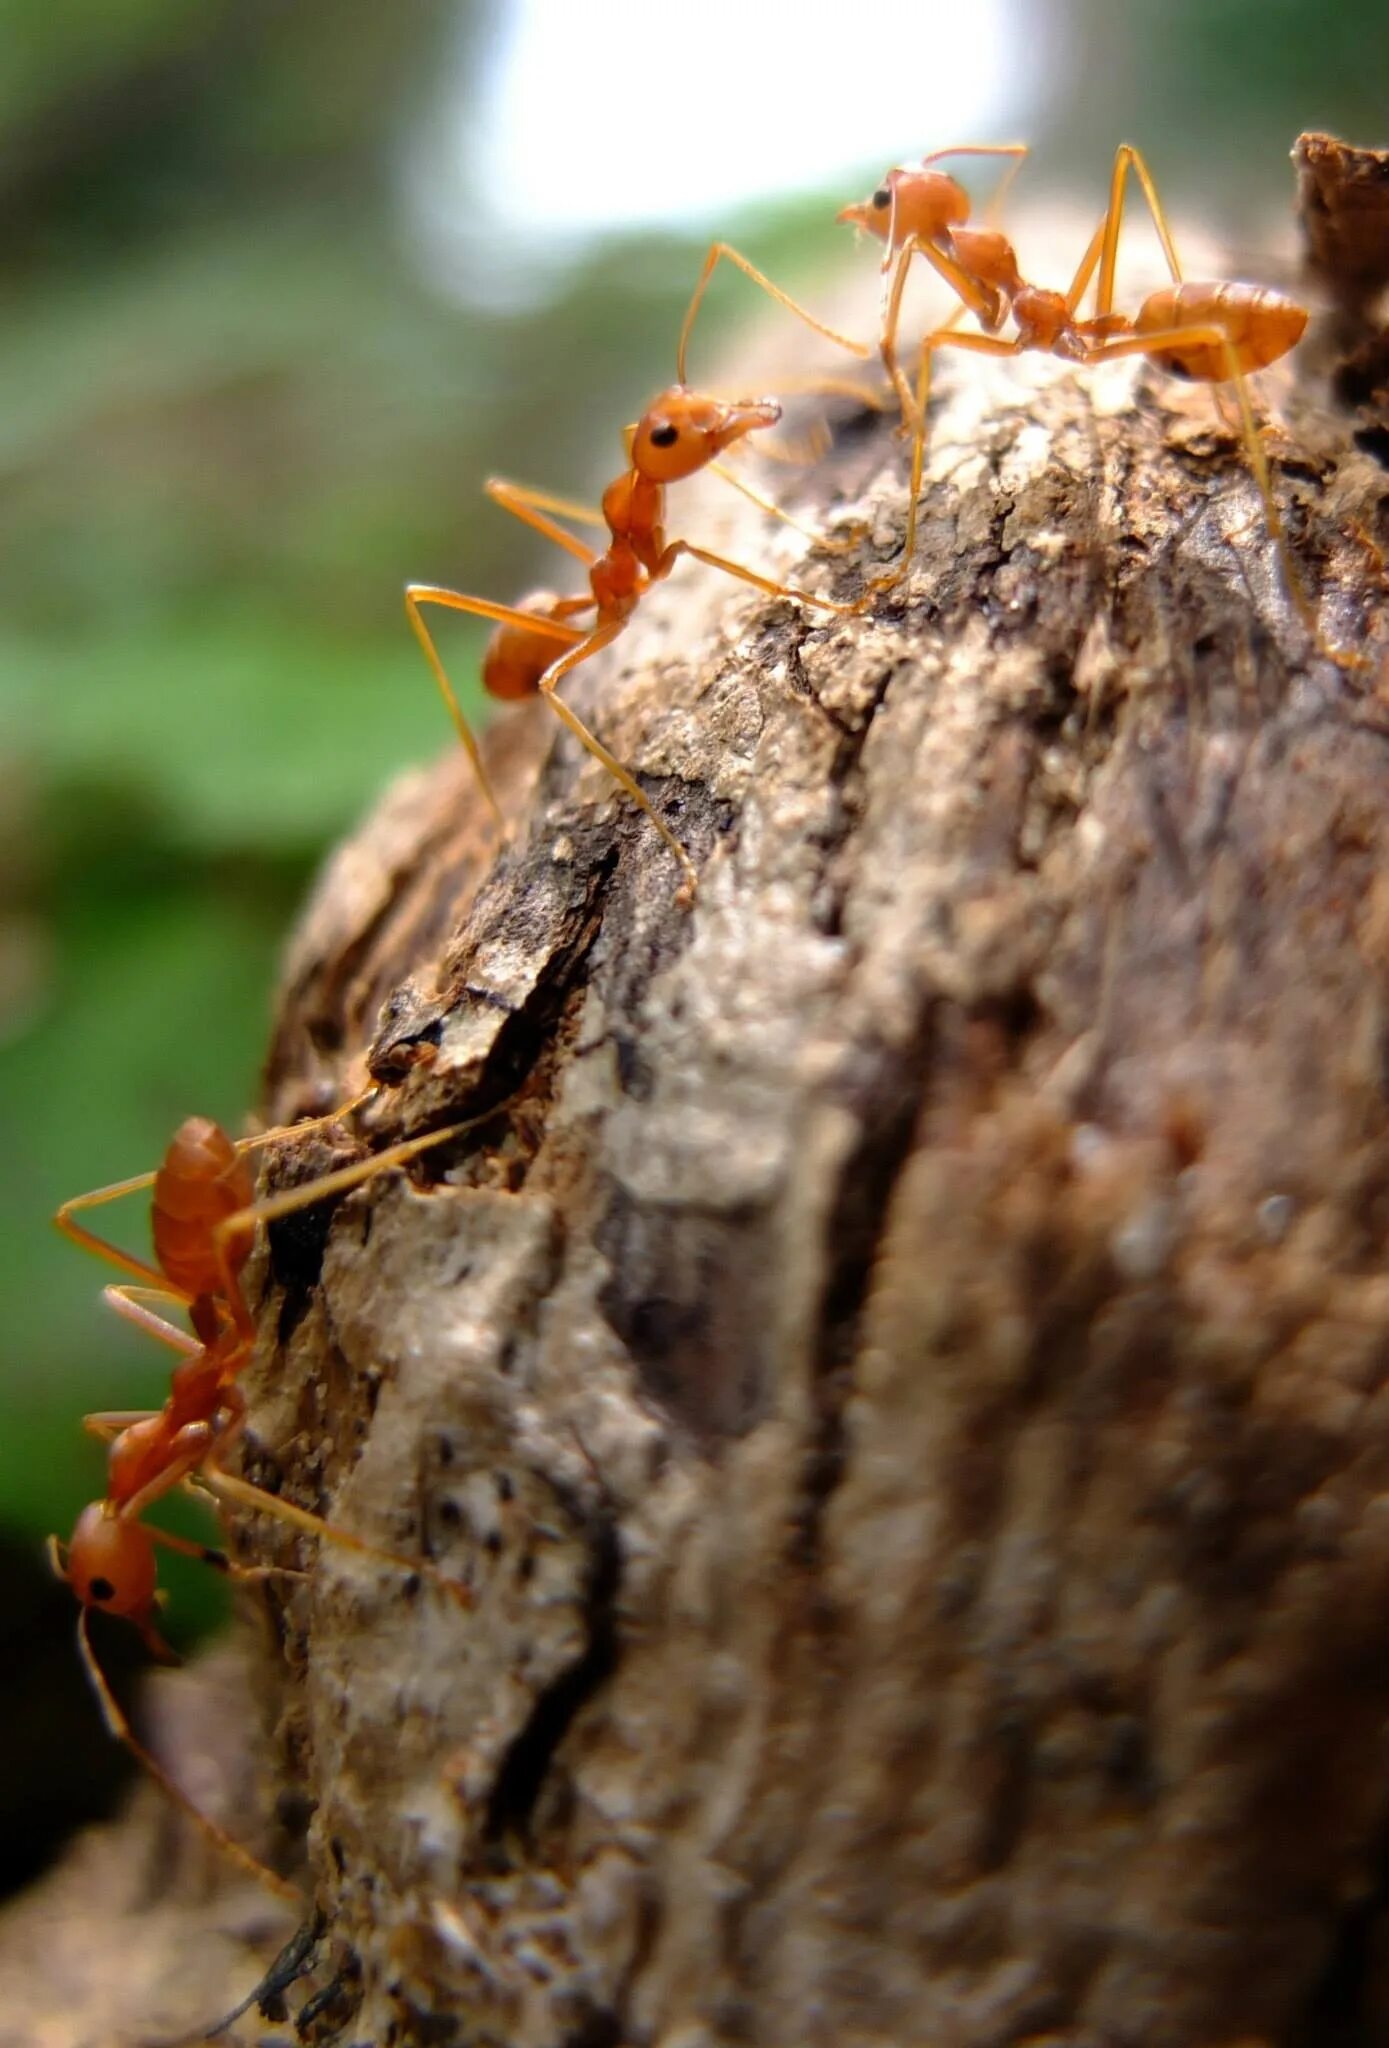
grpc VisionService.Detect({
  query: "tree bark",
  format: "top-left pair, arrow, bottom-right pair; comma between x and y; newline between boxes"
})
240,256 -> 1389,2044
14,183 -> 1389,2048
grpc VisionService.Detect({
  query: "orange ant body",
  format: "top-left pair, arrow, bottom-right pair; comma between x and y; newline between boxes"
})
408,253 -> 872,900
51,1103 -> 483,1896
841,144 -> 1331,649
836,143 -> 1031,427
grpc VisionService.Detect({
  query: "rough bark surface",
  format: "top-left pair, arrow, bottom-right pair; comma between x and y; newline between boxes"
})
13,170 -> 1389,2048
238,239 -> 1389,2045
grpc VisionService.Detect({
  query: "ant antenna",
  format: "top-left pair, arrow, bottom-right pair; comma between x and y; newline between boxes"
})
74,1610 -> 300,1904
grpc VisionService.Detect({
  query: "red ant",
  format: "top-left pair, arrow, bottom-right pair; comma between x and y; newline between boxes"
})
836,142 -> 1031,429
840,143 -> 1345,658
50,1101 -> 484,1897
406,250 -> 872,902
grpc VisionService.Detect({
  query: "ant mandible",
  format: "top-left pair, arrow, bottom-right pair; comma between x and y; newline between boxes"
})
407,251 -> 872,902
50,1101 -> 485,1897
843,143 -> 1341,658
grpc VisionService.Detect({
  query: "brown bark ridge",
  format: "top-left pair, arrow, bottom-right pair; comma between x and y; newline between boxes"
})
1296,132 -> 1389,477
1297,130 -> 1389,322
242,195 -> 1389,2046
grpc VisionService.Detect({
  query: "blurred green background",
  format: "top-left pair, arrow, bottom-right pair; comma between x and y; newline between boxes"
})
1,0 -> 1386,1890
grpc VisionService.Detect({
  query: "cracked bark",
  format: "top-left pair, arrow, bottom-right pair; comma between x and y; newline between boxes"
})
246,219 -> 1389,2048
14,167 -> 1389,2048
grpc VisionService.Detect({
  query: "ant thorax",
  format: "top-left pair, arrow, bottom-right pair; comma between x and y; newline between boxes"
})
886,168 -> 970,248
1012,285 -> 1078,354
590,542 -> 645,618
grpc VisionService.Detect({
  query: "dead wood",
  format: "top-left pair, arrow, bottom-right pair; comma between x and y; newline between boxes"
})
241,201 -> 1389,2048
241,275 -> 1389,2048
16,169 -> 1389,2048
1296,130 -> 1389,477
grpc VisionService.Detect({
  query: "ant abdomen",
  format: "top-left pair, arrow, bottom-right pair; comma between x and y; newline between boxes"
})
482,594 -> 568,701
152,1116 -> 254,1297
1134,283 -> 1309,381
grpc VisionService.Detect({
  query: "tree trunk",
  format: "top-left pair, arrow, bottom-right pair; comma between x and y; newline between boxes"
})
243,224 -> 1389,2043
14,167 -> 1389,2048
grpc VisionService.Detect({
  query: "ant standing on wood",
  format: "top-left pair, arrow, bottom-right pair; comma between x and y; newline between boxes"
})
836,142 -> 1031,431
407,248 -> 874,902
840,142 -> 1352,662
51,1100 -> 487,1898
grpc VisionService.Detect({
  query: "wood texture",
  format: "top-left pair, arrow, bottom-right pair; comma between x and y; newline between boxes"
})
12,184 -> 1389,2048
239,253 -> 1389,2046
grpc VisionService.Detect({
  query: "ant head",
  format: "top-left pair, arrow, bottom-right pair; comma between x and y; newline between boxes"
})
838,167 -> 970,247
631,388 -> 780,483
60,1503 -> 159,1624
836,178 -> 894,242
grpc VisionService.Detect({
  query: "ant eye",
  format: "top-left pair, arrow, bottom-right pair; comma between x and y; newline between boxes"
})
872,188 -> 891,209
649,423 -> 679,448
90,1575 -> 115,1603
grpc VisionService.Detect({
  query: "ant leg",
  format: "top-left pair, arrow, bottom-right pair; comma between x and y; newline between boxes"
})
483,478 -> 603,565
404,585 -> 589,823
868,334 -> 942,596
879,232 -> 997,429
144,1516 -> 308,1588
709,456 -> 859,558
1094,143 -> 1184,319
667,538 -> 873,619
83,1408 -> 161,1440
1090,323 -> 1357,665
677,242 -> 869,386
883,234 -> 1009,431
869,282 -> 994,595
54,1172 -> 175,1295
902,335 -> 937,580
191,1913 -> 326,2047
912,327 -> 1027,365
73,1610 -> 301,1904
54,1096 -> 381,1297
211,1114 -> 504,1322
166,1383 -> 468,1597
534,626 -> 699,899
880,239 -> 929,430
1063,213 -> 1112,318
102,1285 -> 201,1355
190,1458 -> 474,1613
